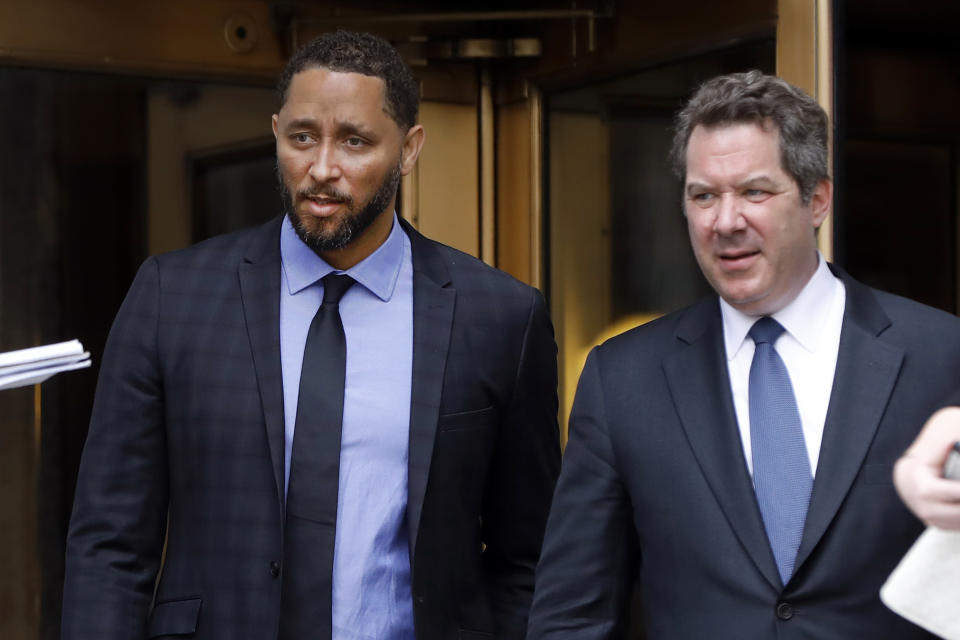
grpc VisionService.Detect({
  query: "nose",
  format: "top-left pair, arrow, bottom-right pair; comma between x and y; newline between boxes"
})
713,193 -> 745,235
307,142 -> 343,184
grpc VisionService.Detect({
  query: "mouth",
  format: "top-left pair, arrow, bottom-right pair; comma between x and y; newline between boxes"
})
301,194 -> 347,217
717,249 -> 760,270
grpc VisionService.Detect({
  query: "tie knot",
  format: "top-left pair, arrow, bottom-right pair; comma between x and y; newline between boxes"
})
321,273 -> 355,304
749,316 -> 786,345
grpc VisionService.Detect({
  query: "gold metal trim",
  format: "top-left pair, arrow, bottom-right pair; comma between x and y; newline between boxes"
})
528,86 -> 543,290
815,0 -> 834,261
480,67 -> 496,266
777,0 -> 833,260
294,9 -> 603,25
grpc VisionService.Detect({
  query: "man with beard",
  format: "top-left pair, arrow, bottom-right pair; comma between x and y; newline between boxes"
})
62,31 -> 560,640
527,71 -> 960,639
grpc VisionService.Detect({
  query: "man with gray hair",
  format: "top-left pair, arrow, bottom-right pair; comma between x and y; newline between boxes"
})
528,71 -> 960,638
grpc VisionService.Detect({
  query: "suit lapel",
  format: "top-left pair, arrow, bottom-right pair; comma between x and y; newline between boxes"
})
794,269 -> 903,572
238,218 -> 287,508
663,299 -> 783,591
401,220 -> 456,552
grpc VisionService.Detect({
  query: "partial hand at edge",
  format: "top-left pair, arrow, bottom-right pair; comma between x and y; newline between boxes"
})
894,406 -> 960,530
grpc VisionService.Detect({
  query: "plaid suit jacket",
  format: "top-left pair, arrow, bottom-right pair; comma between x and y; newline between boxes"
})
62,216 -> 560,640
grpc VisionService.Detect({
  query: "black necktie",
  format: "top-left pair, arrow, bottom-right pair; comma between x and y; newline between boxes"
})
280,273 -> 355,640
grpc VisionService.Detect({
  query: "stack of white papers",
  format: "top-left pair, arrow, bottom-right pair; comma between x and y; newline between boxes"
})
882,526 -> 960,639
0,340 -> 92,390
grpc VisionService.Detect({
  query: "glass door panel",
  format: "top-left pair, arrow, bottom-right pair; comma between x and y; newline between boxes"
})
0,66 -> 276,639
546,40 -> 775,440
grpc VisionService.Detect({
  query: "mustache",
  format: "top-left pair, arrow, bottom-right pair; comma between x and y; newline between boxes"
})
296,185 -> 353,206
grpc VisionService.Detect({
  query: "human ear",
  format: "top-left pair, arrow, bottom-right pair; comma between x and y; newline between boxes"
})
810,178 -> 832,229
400,125 -> 425,176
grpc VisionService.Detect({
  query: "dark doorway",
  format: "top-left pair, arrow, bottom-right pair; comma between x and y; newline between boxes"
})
834,0 -> 960,313
0,66 -> 277,639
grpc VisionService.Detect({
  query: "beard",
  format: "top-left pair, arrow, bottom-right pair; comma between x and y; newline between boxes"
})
280,161 -> 401,255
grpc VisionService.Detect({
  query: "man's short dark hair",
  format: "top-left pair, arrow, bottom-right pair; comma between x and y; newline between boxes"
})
670,70 -> 829,204
278,30 -> 419,131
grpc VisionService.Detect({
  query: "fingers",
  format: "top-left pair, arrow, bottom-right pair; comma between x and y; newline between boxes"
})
916,494 -> 960,530
903,407 -> 960,467
894,452 -> 960,528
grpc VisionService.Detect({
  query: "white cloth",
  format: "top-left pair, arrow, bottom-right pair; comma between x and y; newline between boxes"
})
721,253 -> 846,476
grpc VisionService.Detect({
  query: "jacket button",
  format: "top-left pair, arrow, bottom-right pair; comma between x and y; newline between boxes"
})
776,602 -> 793,620
270,561 -> 281,578
415,595 -> 425,604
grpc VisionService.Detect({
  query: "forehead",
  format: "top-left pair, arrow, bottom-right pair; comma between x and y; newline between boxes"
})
280,67 -> 390,122
685,122 -> 784,181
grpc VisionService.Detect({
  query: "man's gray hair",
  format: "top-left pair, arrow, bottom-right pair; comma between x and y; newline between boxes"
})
669,70 -> 830,204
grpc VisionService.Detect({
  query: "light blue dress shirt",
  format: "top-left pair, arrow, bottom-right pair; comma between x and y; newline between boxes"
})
279,213 -> 415,639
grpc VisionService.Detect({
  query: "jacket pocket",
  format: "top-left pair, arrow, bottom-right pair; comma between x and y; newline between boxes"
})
438,405 -> 496,432
459,631 -> 495,640
861,463 -> 894,485
147,597 -> 202,637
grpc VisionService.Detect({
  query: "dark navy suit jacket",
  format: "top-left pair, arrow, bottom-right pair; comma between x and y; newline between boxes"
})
528,266 -> 960,639
62,216 -> 560,640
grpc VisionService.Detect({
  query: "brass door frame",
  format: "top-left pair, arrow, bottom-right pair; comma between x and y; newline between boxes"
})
778,0 -> 835,260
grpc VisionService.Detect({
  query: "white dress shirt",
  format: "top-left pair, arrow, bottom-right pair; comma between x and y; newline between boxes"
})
721,253 -> 846,477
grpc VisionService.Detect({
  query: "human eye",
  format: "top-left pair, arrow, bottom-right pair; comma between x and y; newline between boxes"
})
290,132 -> 313,145
344,136 -> 367,148
690,192 -> 715,207
744,188 -> 770,202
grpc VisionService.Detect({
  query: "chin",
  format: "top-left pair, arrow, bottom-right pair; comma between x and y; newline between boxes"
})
712,275 -> 757,302
296,208 -> 343,232
720,285 -> 772,312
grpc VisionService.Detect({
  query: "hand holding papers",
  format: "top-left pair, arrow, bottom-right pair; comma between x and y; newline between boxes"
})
883,407 -> 960,639
0,340 -> 92,390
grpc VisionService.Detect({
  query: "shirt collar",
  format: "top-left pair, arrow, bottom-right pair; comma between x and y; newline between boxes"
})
280,212 -> 405,302
720,252 -> 839,359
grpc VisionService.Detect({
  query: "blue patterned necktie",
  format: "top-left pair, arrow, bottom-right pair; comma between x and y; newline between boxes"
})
748,317 -> 813,585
